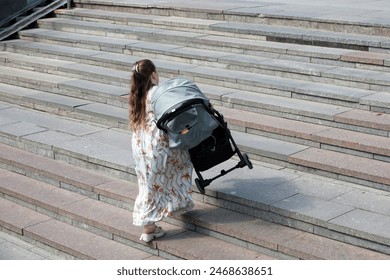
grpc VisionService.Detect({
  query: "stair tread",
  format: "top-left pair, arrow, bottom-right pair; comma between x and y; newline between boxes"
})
0,197 -> 159,260
1,2 -> 390,260
1,148 -> 389,259
39,14 -> 390,68
1,86 -> 390,162
47,12 -> 390,51
14,26 -> 390,91
1,109 -> 390,244
289,148 -> 390,185
0,168 -> 273,260
211,21 -> 388,47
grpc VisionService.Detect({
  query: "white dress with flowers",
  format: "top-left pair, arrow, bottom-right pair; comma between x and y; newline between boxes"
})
131,86 -> 194,226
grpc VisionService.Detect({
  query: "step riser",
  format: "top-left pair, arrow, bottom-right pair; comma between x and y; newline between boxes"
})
3,38 -> 390,97
53,12 -> 390,73
72,2 -> 390,37
11,33 -> 390,113
29,21 -> 390,90
1,111 -> 390,208
1,146 -> 390,257
1,3 -> 390,260
0,166 -> 293,260
2,88 -> 390,169
0,71 -> 360,126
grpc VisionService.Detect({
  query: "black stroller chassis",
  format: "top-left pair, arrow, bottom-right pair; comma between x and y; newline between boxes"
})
187,101 -> 253,194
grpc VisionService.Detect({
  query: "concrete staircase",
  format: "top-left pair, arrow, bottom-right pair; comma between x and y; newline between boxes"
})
0,1 -> 390,259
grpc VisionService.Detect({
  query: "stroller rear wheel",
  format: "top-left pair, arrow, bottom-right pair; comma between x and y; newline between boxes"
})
195,178 -> 210,194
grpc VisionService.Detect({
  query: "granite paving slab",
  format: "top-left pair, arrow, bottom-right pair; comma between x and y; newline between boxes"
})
0,122 -> 48,139
0,101 -> 12,110
270,193 -> 355,225
24,92 -> 92,109
0,142 -> 117,191
0,83 -> 53,99
24,218 -> 154,259
75,103 -> 128,122
73,0 -> 390,29
330,209 -> 390,248
1,40 -> 103,58
19,29 -> 139,50
0,241 -> 47,260
222,90 -> 352,121
59,62 -> 130,82
0,51 -> 73,70
54,137 -> 133,168
280,232 -> 390,260
200,159 -> 300,208
217,106 -> 329,139
0,65 -> 75,85
0,106 -> 107,136
360,92 -> 390,110
334,109 -> 390,133
231,130 -> 308,161
0,197 -> 52,234
341,51 -> 390,66
158,230 -> 274,260
311,127 -> 390,156
0,116 -> 18,127
59,79 -> 129,99
0,171 -> 86,213
332,189 -> 390,216
289,148 -> 390,186
193,207 -> 304,252
21,130 -> 81,148
273,175 -> 354,201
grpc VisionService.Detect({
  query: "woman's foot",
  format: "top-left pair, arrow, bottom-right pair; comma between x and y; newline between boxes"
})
140,224 -> 165,242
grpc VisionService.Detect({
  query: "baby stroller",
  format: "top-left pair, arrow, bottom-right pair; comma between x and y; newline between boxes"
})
152,77 -> 253,194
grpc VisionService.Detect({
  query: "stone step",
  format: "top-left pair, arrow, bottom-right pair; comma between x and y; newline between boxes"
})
1,103 -> 390,250
63,5 -> 390,52
70,1 -> 390,38
0,197 -> 160,260
289,148 -> 390,189
1,42 -> 390,133
13,18 -> 390,91
6,31 -> 390,112
2,46 -> 390,120
0,169 -> 273,260
53,9 -> 390,72
0,143 -> 389,259
1,81 -> 389,167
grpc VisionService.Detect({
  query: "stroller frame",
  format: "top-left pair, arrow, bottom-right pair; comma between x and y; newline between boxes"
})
157,98 -> 253,194
190,104 -> 253,194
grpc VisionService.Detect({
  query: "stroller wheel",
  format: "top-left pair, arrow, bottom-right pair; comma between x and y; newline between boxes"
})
242,153 -> 253,169
195,178 -> 209,194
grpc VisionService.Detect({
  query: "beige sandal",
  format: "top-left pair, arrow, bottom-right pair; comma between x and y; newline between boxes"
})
140,226 -> 165,242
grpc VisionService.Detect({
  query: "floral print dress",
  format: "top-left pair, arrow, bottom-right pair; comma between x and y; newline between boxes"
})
132,86 -> 194,226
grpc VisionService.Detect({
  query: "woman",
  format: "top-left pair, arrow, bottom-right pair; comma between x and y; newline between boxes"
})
129,59 -> 194,242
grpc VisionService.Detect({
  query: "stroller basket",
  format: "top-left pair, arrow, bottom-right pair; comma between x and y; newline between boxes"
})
152,77 -> 253,194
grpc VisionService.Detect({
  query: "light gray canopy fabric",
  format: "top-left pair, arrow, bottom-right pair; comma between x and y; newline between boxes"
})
151,77 -> 219,150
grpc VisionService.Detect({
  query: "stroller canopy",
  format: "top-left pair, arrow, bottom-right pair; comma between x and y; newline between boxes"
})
151,77 -> 218,150
152,77 -> 209,120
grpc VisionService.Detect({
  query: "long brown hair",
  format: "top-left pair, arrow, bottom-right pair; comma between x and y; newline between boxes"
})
129,59 -> 156,131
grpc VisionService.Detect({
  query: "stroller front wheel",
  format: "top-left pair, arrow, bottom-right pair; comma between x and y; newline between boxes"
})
195,178 -> 210,194
242,153 -> 253,169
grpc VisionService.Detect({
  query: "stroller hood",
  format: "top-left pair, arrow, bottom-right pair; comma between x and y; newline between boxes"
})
151,77 -> 219,150
151,77 -> 209,121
